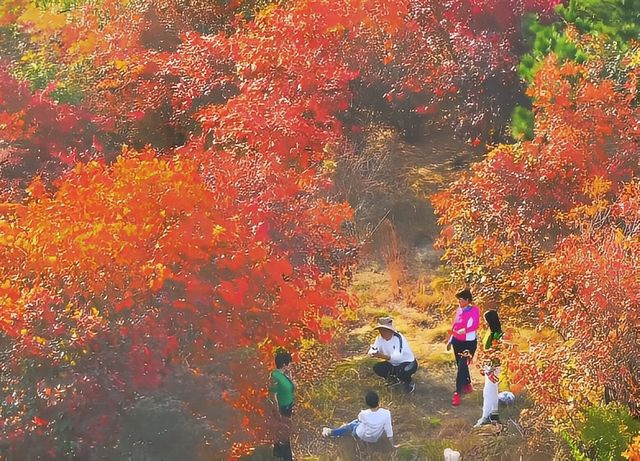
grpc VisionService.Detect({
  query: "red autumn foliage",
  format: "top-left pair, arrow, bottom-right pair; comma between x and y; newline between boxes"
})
0,148 -> 354,457
1,0 -> 564,456
0,67 -> 101,198
433,47 -> 640,433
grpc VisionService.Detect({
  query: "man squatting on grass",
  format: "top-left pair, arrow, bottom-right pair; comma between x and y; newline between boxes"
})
367,316 -> 418,393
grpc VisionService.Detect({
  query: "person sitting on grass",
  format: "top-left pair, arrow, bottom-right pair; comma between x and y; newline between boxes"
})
367,316 -> 418,393
321,390 -> 395,447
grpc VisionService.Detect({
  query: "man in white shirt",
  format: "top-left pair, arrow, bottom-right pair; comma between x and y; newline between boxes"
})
367,317 -> 418,393
321,391 -> 394,445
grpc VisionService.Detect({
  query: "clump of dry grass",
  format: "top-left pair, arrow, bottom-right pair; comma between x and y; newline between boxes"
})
350,269 -> 396,314
410,272 -> 452,314
425,322 -> 452,343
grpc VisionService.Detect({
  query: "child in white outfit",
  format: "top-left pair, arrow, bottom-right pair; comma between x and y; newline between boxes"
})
474,309 -> 503,427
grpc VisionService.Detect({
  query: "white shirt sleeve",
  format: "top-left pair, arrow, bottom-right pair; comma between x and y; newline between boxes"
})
367,337 -> 382,356
384,410 -> 393,438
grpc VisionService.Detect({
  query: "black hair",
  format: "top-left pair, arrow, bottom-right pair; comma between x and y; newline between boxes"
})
456,288 -> 473,302
484,310 -> 502,334
365,390 -> 379,408
275,351 -> 292,369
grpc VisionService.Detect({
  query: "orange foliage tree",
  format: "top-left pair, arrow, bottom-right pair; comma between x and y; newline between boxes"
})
0,148 -> 354,457
0,0 -> 562,457
433,38 -> 640,436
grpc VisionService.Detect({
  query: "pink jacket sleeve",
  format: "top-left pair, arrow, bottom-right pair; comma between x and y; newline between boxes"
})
466,306 -> 480,334
451,306 -> 480,341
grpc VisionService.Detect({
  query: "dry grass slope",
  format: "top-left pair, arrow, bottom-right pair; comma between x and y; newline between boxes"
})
240,268 -> 551,461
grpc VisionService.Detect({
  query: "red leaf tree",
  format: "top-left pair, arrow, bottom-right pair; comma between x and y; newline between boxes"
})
0,67 -> 101,199
433,40 -> 640,435
0,148 -> 354,457
0,0 -> 564,456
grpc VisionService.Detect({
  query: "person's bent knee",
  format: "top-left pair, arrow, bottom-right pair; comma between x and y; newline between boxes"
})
373,361 -> 390,377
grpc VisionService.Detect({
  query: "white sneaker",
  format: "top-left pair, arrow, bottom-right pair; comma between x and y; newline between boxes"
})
473,417 -> 491,428
321,427 -> 331,437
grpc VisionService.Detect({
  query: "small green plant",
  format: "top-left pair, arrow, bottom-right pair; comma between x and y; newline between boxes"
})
565,403 -> 640,460
426,416 -> 442,427
510,106 -> 534,141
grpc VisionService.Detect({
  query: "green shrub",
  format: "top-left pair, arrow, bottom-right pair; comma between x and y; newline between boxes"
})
566,403 -> 640,461
510,106 -> 534,141
519,0 -> 640,83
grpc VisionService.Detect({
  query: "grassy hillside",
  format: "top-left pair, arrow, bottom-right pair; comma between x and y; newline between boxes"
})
246,268 -> 554,461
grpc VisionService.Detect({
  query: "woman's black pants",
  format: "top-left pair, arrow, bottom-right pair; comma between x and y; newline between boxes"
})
451,338 -> 477,393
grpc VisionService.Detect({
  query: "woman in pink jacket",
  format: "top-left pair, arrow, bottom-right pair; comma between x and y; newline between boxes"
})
446,289 -> 480,406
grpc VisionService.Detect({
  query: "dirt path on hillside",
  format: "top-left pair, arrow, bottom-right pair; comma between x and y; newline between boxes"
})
248,128 -> 540,460
284,125 -> 544,459
282,270 -> 535,461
